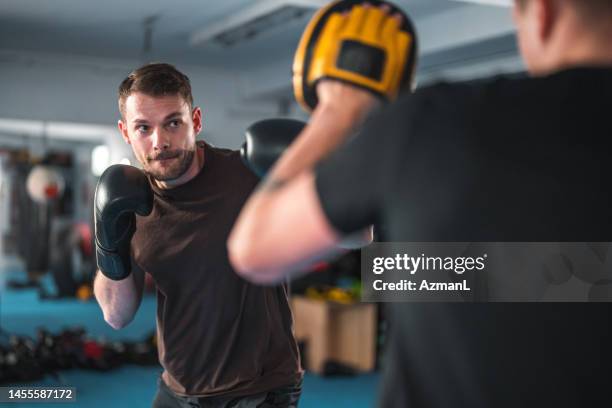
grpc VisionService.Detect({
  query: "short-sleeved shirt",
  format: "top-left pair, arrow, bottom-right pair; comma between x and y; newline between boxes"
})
316,67 -> 612,407
132,142 -> 302,398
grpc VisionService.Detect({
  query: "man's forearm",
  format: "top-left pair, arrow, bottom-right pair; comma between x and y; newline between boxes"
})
266,100 -> 372,184
228,85 -> 377,279
233,99 -> 374,265
261,103 -> 375,249
93,270 -> 143,329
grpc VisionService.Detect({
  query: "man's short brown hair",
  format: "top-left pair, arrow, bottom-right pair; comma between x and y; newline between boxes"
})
118,63 -> 194,118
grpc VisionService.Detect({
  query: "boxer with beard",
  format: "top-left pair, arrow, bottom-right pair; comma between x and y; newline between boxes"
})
93,63 -> 302,408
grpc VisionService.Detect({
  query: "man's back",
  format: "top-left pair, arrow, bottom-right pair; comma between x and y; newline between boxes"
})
384,67 -> 612,242
374,67 -> 612,407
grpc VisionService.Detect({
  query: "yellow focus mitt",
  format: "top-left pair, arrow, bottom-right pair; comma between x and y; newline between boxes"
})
293,0 -> 418,112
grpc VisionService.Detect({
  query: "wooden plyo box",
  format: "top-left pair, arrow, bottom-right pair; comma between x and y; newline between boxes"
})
291,295 -> 377,374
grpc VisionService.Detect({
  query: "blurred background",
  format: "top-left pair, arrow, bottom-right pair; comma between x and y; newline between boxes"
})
0,0 -> 522,406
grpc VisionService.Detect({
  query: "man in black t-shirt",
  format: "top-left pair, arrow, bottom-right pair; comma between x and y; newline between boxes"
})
229,0 -> 612,406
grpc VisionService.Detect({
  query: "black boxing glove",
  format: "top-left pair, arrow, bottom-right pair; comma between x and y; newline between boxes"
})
94,164 -> 153,280
241,118 -> 307,178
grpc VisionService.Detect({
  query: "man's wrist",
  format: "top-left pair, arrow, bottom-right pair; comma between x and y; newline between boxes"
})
262,90 -> 378,183
314,97 -> 379,132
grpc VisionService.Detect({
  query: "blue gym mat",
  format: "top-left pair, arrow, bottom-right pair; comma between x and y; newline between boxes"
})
0,275 -> 379,408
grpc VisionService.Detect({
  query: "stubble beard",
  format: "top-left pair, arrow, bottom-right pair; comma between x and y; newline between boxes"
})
144,147 -> 196,182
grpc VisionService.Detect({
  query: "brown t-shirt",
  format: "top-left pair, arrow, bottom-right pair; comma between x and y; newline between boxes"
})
132,141 -> 302,397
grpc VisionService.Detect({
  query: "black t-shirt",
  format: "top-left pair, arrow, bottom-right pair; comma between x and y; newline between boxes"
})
316,67 -> 612,407
132,142 -> 302,398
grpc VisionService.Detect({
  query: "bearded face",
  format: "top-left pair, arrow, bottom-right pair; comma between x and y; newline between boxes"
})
144,145 -> 196,181
119,92 -> 202,183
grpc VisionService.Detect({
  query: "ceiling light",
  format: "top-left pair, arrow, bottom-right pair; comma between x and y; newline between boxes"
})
451,0 -> 513,7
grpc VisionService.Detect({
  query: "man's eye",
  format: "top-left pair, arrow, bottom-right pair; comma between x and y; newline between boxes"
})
137,125 -> 149,132
168,120 -> 180,128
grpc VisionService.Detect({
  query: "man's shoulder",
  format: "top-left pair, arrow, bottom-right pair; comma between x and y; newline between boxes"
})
202,141 -> 243,170
201,141 -> 238,159
405,73 -> 531,112
202,141 -> 260,189
407,67 -> 611,113
372,73 -> 552,138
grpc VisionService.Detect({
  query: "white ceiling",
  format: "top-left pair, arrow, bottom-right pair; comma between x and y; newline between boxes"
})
0,0 -> 470,69
0,0 -> 522,147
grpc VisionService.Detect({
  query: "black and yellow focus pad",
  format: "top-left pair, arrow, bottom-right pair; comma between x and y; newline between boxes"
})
293,0 -> 418,112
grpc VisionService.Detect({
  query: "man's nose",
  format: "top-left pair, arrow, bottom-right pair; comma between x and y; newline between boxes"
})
152,129 -> 170,150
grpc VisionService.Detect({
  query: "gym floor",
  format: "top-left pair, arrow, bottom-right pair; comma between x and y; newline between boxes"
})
0,267 -> 379,408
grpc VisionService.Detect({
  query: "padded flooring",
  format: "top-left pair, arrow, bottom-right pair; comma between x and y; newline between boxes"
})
0,270 -> 379,408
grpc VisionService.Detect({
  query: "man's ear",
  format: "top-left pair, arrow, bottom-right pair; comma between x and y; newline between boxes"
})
537,0 -> 557,41
192,106 -> 203,135
512,1 -> 520,24
118,119 -> 131,145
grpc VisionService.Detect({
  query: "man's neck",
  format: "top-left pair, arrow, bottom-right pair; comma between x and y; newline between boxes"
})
539,24 -> 612,76
155,143 -> 205,190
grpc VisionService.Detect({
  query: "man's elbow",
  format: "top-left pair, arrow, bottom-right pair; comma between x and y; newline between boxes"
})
103,312 -> 133,330
227,234 -> 281,284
